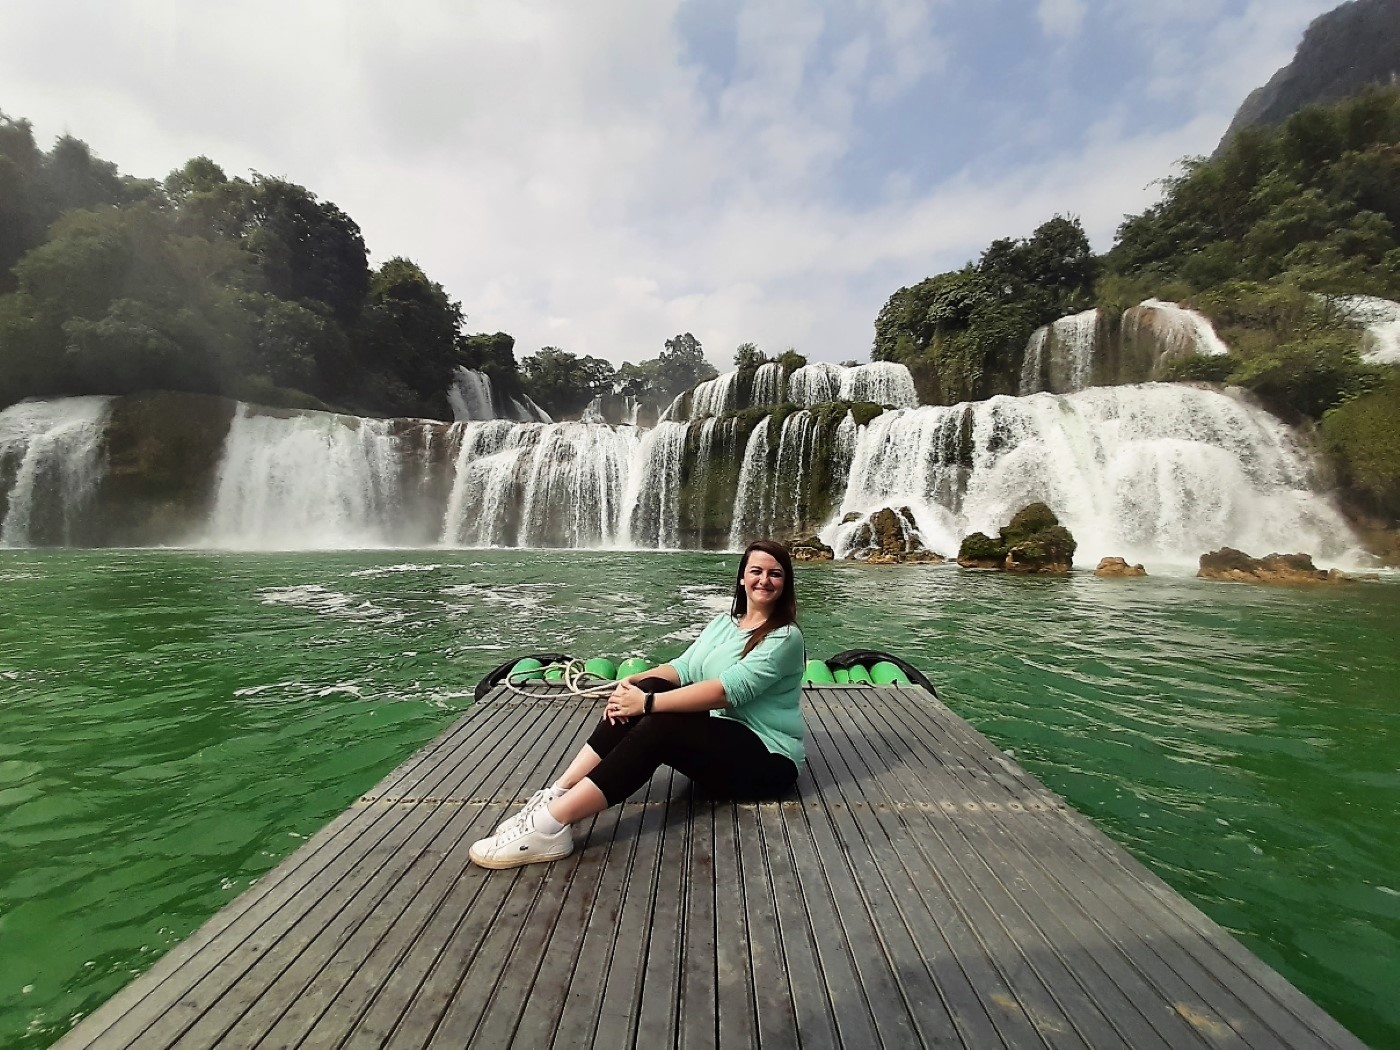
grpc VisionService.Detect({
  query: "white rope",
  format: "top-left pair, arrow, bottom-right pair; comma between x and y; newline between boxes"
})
496,658 -> 623,700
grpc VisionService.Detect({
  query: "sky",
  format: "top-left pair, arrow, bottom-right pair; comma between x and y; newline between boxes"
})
0,0 -> 1340,369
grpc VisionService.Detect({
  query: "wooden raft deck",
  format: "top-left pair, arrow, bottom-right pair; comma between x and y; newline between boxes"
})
57,684 -> 1363,1050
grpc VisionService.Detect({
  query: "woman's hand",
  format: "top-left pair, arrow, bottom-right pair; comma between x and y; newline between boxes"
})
605,681 -> 647,723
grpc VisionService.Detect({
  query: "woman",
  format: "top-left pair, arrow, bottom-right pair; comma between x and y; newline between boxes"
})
470,539 -> 806,869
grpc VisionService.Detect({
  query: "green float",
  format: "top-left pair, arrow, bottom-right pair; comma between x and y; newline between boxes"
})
833,667 -> 851,684
583,657 -> 617,680
870,661 -> 911,686
803,659 -> 836,685
847,664 -> 873,685
543,666 -> 565,682
616,657 -> 651,679
509,657 -> 544,682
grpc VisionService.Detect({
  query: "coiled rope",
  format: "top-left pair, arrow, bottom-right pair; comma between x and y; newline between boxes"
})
497,658 -> 624,700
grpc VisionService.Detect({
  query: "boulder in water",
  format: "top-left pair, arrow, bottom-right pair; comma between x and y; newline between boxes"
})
788,535 -> 834,561
846,507 -> 945,564
1095,557 -> 1147,577
1197,547 -> 1348,583
957,502 -> 1077,573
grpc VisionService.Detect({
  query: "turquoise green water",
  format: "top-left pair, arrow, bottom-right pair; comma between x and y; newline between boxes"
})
1,549 -> 1397,1048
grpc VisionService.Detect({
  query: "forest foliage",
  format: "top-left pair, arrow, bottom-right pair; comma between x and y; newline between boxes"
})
0,114 -> 717,421
873,86 -> 1400,518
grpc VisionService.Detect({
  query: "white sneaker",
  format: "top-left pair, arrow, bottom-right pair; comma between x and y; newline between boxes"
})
470,811 -> 574,869
493,786 -> 564,836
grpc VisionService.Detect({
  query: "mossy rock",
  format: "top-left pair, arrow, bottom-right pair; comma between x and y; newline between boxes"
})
956,531 -> 1005,567
94,391 -> 238,545
957,503 -> 1077,572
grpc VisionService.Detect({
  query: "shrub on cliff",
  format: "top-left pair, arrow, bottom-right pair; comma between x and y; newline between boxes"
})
1323,373 -> 1400,520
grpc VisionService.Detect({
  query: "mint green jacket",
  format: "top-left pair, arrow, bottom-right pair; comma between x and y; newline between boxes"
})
668,615 -> 805,767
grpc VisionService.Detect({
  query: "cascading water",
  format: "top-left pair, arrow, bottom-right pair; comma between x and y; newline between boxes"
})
1132,299 -> 1231,359
205,404 -> 433,549
1334,295 -> 1400,365
622,422 -> 688,549
824,384 -> 1361,567
448,368 -> 495,421
728,420 -> 774,550
689,371 -> 741,420
448,367 -> 552,423
788,363 -> 842,406
751,362 -> 786,407
836,362 -> 919,407
440,421 -> 637,548
0,397 -> 111,547
1019,328 -> 1049,396
1047,309 -> 1101,392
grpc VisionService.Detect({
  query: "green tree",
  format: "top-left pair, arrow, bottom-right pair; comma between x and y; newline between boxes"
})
733,341 -> 767,369
350,257 -> 463,416
657,332 -> 718,398
243,176 -> 370,323
520,347 -> 617,417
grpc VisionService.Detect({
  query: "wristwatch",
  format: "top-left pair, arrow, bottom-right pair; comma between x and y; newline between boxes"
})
644,691 -> 655,714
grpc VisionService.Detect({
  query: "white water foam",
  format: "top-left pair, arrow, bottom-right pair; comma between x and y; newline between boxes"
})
0,397 -> 111,547
206,405 -> 423,549
1333,295 -> 1400,365
822,384 -> 1362,569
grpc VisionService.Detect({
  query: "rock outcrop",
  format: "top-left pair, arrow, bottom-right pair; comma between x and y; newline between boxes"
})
846,507 -> 945,564
957,503 -> 1077,573
1095,557 -> 1147,577
788,535 -> 834,561
1197,547 -> 1349,583
1215,0 -> 1400,157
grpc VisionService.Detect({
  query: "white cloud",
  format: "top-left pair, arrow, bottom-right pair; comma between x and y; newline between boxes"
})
1037,0 -> 1089,40
0,0 -> 1337,369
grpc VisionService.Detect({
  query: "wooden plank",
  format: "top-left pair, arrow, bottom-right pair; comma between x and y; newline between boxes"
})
55,683 -> 1365,1050
802,689 -> 1032,1050
632,771 -> 694,1049
757,801 -> 840,1050
65,700 -> 540,1050
874,687 -> 1358,1049
249,695 -> 596,1048
831,688 -> 1199,1050
589,768 -> 675,1048
157,697 -> 574,1050
677,795 -> 718,1050
711,795 -> 758,1048
466,804 -> 626,1048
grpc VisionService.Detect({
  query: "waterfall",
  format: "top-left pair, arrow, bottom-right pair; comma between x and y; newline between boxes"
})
824,384 -> 1360,567
448,368 -> 495,421
1133,299 -> 1231,359
751,362 -> 786,406
448,367 -> 552,423
0,397 -> 111,547
1020,328 -> 1048,396
788,363 -> 842,406
689,371 -> 741,420
836,362 -> 919,407
1333,295 -> 1400,365
205,404 -> 434,549
1,381 -> 1365,566
622,421 -> 688,549
728,420 -> 774,549
440,421 -> 637,548
1021,310 -> 1103,394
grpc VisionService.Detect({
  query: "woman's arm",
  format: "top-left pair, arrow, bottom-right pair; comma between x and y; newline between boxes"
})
608,676 -> 727,717
621,663 -> 681,687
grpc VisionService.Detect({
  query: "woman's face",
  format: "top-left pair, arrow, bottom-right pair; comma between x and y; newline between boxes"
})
741,549 -> 785,615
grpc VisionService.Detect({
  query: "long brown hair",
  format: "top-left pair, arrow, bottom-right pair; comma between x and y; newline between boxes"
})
731,539 -> 798,657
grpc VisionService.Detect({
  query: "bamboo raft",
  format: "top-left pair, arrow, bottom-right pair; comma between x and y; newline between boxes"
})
56,683 -> 1364,1048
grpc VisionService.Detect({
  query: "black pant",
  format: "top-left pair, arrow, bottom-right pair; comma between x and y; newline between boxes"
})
586,678 -> 798,805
